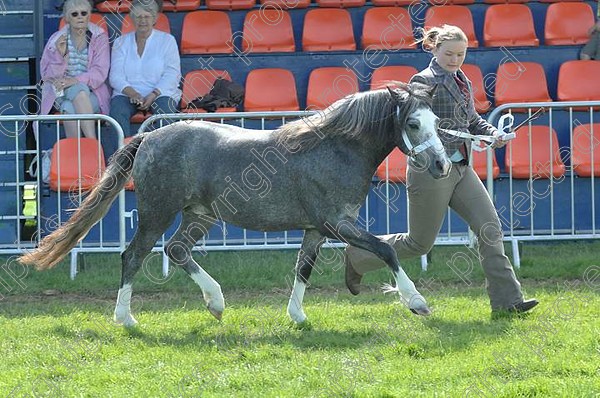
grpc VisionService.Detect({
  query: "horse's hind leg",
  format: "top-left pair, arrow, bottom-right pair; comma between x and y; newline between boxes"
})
327,224 -> 431,316
287,229 -> 324,323
165,209 -> 224,320
115,210 -> 178,326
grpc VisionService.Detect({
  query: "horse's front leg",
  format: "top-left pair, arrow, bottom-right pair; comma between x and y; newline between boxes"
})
287,229 -> 324,324
329,223 -> 431,316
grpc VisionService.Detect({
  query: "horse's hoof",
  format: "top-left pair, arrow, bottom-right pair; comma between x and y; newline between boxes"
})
289,314 -> 307,324
287,309 -> 307,324
207,306 -> 223,321
115,314 -> 138,327
292,320 -> 312,330
408,295 -> 431,316
410,307 -> 432,316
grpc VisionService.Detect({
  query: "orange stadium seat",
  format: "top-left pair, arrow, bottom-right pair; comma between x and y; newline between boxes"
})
471,149 -> 500,180
461,64 -> 491,114
306,67 -> 359,110
372,0 -> 415,5
539,0 -> 583,3
162,0 -> 201,11
494,62 -> 551,108
370,65 -> 418,90
428,0 -> 474,5
484,0 -> 529,4
362,7 -> 416,50
302,9 -> 356,52
59,13 -> 107,33
49,138 -> 106,192
506,125 -> 565,179
206,0 -> 255,10
242,9 -> 295,53
483,4 -> 539,47
181,70 -> 237,113
244,68 -> 299,111
180,11 -> 233,54
424,6 -> 478,47
95,0 -> 131,13
557,60 -> 600,102
572,123 -> 600,177
121,12 -> 171,34
259,0 -> 310,8
545,3 -> 595,45
122,137 -> 136,190
376,148 -> 407,183
316,0 -> 366,8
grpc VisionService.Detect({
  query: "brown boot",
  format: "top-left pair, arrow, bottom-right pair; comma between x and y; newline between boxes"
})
344,251 -> 363,295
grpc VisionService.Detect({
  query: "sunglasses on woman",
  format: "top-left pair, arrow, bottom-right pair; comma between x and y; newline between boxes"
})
70,11 -> 89,17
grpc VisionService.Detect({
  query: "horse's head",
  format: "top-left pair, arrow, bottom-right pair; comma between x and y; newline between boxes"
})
387,84 -> 451,179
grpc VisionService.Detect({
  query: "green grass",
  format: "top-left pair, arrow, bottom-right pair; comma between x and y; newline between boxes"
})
1,242 -> 599,397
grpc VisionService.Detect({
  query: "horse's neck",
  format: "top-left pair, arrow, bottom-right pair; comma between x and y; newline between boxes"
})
355,140 -> 397,174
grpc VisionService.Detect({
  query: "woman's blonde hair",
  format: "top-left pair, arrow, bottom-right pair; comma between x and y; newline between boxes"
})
415,25 -> 468,52
63,0 -> 92,16
131,0 -> 159,21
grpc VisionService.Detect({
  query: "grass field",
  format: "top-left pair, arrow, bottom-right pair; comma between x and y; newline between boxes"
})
1,242 -> 599,397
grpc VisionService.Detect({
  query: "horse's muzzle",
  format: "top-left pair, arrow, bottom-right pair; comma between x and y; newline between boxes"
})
432,158 -> 452,179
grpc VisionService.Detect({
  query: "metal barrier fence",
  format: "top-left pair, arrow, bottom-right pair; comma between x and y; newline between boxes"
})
488,101 -> 599,266
0,114 -> 124,279
1,104 -> 598,277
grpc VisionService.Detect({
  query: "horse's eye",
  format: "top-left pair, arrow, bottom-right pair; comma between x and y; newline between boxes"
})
407,121 -> 420,130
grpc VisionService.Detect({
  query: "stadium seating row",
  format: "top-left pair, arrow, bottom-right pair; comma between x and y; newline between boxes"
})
75,3 -> 596,53
93,0 -> 593,13
177,60 -> 600,116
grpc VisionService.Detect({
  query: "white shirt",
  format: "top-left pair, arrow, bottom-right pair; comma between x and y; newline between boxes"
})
110,29 -> 181,101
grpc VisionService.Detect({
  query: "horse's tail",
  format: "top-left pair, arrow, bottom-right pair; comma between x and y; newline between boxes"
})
19,134 -> 147,270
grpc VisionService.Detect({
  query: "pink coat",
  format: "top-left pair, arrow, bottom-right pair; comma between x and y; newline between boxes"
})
40,23 -> 111,115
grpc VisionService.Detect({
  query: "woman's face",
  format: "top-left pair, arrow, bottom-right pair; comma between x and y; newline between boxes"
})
432,39 -> 467,73
66,5 -> 91,31
132,9 -> 156,35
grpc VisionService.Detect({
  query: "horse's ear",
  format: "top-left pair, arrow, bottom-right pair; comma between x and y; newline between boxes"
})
410,81 -> 436,99
386,86 -> 402,103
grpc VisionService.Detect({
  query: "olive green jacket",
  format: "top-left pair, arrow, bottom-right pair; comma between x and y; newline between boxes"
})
581,31 -> 600,60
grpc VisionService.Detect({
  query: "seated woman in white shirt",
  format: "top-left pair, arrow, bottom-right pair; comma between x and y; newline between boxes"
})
108,0 -> 181,142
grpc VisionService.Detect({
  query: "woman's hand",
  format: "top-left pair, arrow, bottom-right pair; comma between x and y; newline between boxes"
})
122,87 -> 144,108
56,34 -> 68,57
52,77 -> 78,92
62,77 -> 79,88
491,129 -> 509,149
130,95 -> 144,108
139,90 -> 160,111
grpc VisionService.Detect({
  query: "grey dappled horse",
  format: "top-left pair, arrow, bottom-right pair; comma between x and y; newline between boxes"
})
20,83 -> 451,326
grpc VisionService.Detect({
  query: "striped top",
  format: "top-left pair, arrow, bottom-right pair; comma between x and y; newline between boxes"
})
65,30 -> 89,77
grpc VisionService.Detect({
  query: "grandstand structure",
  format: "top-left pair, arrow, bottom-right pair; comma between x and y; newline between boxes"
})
1,0 -> 599,270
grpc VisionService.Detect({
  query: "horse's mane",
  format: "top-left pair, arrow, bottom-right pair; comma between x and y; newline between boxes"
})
276,81 -> 433,152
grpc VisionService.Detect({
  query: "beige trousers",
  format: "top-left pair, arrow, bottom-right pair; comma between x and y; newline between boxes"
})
346,162 -> 524,310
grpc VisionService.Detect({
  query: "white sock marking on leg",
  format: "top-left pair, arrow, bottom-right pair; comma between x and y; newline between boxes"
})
114,283 -> 137,326
394,269 -> 426,309
190,271 -> 224,313
287,279 -> 307,323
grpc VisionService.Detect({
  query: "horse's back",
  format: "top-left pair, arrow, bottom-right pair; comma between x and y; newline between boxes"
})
132,121 -> 279,201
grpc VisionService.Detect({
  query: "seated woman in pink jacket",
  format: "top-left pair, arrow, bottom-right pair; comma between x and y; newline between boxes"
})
40,0 -> 110,139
